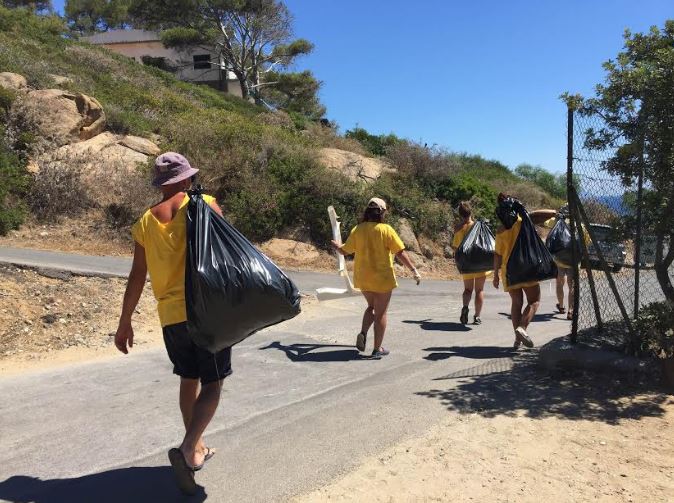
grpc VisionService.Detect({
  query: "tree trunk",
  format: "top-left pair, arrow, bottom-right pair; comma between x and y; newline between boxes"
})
238,77 -> 248,99
655,232 -> 674,305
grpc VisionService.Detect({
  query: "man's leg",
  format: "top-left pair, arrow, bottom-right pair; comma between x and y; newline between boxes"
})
520,284 -> 542,330
372,291 -> 393,351
509,289 -> 524,330
179,378 -> 207,453
180,379 -> 223,468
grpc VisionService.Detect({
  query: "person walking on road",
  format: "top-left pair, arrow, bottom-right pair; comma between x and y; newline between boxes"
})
531,206 -> 575,320
451,201 -> 491,325
331,197 -> 421,358
492,193 -> 540,349
114,152 -> 229,495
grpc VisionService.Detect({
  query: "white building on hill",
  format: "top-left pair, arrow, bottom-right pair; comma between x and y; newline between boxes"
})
83,29 -> 242,97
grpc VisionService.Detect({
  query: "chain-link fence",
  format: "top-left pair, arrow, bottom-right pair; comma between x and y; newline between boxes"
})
567,108 -> 671,347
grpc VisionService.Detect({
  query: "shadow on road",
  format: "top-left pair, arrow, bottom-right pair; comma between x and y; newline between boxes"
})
260,342 -> 366,362
497,312 -> 559,323
423,346 -> 517,361
0,467 -> 205,503
417,352 -> 671,424
402,319 -> 472,332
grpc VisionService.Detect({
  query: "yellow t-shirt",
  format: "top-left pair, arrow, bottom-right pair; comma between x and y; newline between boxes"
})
452,222 -> 491,280
131,194 -> 216,327
495,216 -> 539,292
341,222 -> 405,293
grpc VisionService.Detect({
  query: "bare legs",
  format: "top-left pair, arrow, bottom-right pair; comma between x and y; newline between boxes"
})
361,290 -> 393,351
508,284 -> 541,331
462,276 -> 486,320
555,273 -> 566,309
179,378 -> 223,468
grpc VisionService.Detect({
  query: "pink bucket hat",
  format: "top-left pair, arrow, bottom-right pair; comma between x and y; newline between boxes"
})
152,152 -> 199,187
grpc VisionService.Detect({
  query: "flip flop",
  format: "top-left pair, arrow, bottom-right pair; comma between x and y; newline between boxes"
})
192,447 -> 216,472
556,303 -> 566,314
168,448 -> 198,495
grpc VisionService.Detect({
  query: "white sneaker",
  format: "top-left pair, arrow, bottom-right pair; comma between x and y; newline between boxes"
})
515,327 -> 534,348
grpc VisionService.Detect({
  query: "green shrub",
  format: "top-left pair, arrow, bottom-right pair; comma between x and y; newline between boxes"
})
0,142 -> 29,235
345,127 -> 402,156
0,86 -> 15,117
636,302 -> 674,358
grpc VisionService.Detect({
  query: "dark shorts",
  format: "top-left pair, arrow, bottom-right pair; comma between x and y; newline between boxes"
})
162,322 -> 233,385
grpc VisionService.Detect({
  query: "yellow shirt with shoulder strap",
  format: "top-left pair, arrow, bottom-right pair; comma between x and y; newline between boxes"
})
341,222 -> 405,293
495,216 -> 539,292
451,222 -> 492,281
131,194 -> 216,327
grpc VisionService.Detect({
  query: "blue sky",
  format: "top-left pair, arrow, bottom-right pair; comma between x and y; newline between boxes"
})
53,0 -> 672,173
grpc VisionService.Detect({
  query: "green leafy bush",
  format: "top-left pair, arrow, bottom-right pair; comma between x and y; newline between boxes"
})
345,127 -> 402,156
0,141 -> 29,235
636,302 -> 674,359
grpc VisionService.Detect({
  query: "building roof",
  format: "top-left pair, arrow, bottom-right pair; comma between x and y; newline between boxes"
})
82,29 -> 160,45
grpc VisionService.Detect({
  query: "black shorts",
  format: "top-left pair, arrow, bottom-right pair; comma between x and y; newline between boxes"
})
162,322 -> 233,385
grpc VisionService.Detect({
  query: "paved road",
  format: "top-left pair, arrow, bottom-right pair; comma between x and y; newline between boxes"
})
0,248 -> 571,502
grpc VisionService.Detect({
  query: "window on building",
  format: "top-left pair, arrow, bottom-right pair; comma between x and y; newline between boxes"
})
193,54 -> 211,70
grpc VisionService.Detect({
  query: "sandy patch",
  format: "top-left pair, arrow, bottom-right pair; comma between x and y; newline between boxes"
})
295,363 -> 674,503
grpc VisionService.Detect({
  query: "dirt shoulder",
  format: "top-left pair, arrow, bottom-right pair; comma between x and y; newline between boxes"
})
0,264 -> 159,376
296,373 -> 674,503
0,263 -> 319,377
0,216 -> 462,280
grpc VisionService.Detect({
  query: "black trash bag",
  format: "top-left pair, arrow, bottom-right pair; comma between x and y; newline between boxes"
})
185,190 -> 301,353
505,204 -> 558,287
455,220 -> 495,274
545,217 -> 576,266
496,198 -> 519,230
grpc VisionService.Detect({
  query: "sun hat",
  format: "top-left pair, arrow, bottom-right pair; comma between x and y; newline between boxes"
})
367,197 -> 387,211
152,152 -> 199,187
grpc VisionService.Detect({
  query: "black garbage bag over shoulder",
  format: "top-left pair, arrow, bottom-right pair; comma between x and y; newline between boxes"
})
186,192 -> 301,353
455,220 -> 495,274
506,207 -> 557,287
545,217 -> 575,266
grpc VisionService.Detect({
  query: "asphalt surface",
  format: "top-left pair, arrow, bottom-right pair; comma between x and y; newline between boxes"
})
0,247 -> 572,503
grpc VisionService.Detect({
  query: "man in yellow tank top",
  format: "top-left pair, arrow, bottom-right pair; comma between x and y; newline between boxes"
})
114,152 -> 228,494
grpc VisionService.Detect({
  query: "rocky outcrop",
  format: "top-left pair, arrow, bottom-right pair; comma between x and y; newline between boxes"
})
0,72 -> 27,91
120,135 -> 161,156
43,132 -> 154,174
317,147 -> 393,183
19,89 -> 105,146
396,218 -> 420,252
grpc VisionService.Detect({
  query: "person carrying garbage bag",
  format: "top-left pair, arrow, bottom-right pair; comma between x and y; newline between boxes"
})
331,197 -> 421,358
493,193 -> 557,349
530,205 -> 577,320
451,201 -> 494,325
113,153 -> 232,495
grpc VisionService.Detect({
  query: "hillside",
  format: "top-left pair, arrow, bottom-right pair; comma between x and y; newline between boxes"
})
0,7 -> 563,275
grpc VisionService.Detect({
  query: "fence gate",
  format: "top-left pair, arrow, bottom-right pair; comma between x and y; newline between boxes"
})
566,107 -> 669,349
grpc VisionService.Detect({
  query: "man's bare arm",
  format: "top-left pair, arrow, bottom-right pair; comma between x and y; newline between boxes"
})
114,242 -> 147,354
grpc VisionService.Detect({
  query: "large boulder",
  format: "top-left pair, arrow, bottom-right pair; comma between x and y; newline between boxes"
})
396,218 -> 420,252
120,135 -> 161,156
317,147 -> 393,183
22,89 -> 106,146
0,72 -> 27,91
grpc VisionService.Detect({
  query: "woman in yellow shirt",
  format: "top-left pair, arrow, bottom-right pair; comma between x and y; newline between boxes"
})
493,193 -> 539,349
332,197 -> 420,358
451,201 -> 491,325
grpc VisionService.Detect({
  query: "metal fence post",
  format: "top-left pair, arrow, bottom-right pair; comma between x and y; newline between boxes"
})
634,165 -> 644,319
567,108 -> 580,342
